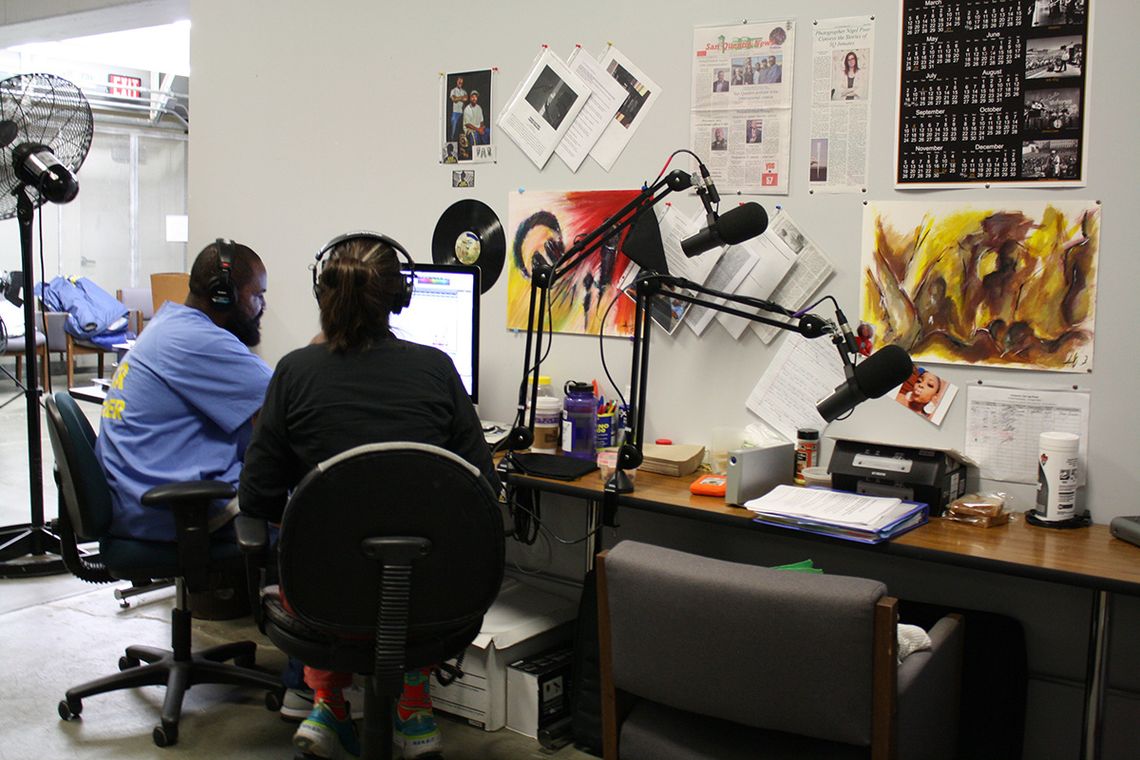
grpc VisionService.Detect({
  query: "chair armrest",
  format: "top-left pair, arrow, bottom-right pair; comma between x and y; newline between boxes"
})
142,480 -> 236,506
897,614 -> 964,760
141,480 -> 236,593
235,513 -> 270,553
234,513 -> 272,629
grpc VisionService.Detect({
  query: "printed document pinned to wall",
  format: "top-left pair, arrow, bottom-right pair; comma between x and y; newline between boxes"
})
556,46 -> 629,172
590,46 -> 662,171
690,20 -> 796,194
746,332 -> 846,443
964,385 -> 1090,485
809,17 -> 875,193
752,209 -> 836,344
498,48 -> 590,169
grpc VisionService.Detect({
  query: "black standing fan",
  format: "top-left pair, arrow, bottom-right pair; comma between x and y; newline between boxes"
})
0,73 -> 93,577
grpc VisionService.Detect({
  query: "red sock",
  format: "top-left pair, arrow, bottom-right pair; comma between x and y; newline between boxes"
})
315,687 -> 348,720
399,667 -> 432,712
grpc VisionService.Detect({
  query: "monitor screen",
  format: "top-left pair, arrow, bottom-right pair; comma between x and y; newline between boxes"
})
389,263 -> 480,403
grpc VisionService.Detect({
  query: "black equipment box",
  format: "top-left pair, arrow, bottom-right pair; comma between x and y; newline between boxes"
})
829,438 -> 970,515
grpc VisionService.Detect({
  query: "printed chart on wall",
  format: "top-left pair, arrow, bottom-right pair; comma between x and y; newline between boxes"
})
895,0 -> 1092,187
809,17 -> 875,193
691,20 -> 795,195
860,200 -> 1099,373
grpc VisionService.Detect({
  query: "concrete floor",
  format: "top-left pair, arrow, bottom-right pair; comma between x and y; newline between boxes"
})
0,360 -> 594,759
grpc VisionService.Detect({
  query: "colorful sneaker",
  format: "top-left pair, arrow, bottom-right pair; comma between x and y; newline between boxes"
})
394,670 -> 443,758
293,700 -> 360,759
393,710 -> 442,759
281,687 -> 365,722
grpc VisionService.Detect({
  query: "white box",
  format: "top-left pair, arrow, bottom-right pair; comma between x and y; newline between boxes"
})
506,646 -> 574,738
432,577 -> 576,731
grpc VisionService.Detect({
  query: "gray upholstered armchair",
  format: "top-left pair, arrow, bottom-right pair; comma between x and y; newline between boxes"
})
597,541 -> 963,760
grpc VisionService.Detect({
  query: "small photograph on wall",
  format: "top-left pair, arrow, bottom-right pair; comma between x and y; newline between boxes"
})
894,365 -> 957,426
860,200 -> 1100,373
441,69 -> 495,164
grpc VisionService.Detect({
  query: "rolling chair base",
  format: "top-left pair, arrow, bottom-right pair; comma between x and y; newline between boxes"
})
58,638 -> 284,747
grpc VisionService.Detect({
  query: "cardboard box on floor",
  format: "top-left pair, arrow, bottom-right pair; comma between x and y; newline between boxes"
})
506,645 -> 574,739
432,577 -> 576,731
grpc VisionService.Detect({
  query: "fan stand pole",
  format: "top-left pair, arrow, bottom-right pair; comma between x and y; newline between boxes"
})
0,188 -> 64,577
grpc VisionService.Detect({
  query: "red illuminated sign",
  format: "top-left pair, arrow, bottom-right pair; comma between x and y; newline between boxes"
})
107,74 -> 142,99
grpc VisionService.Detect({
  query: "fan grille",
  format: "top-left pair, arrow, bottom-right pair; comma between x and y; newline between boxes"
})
0,73 -> 94,219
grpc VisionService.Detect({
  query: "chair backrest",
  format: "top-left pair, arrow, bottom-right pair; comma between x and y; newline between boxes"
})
278,442 -> 505,640
116,287 -> 155,320
599,540 -> 894,748
45,392 -> 114,541
35,311 -> 69,352
149,272 -> 189,314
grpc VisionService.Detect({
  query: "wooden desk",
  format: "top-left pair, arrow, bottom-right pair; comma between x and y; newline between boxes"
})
505,465 -> 1140,760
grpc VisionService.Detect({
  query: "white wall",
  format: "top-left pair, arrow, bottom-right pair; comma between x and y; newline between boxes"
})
188,0 -> 1140,524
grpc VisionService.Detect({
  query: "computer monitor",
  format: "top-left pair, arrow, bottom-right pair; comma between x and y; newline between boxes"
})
389,263 -> 480,403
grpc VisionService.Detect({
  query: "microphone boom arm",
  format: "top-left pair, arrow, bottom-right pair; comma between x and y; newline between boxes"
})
508,169 -> 695,449
616,274 -> 840,487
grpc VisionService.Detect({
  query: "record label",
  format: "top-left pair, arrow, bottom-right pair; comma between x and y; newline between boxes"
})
432,199 -> 505,292
454,230 -> 481,265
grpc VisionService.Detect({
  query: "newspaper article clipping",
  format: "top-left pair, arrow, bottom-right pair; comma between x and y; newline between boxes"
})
809,17 -> 875,193
690,21 -> 796,195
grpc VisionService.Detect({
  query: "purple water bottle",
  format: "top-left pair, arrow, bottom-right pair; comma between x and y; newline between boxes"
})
561,381 -> 597,460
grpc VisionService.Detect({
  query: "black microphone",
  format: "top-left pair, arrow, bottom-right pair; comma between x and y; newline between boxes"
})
12,143 -> 79,203
681,202 -> 768,257
816,344 -> 913,422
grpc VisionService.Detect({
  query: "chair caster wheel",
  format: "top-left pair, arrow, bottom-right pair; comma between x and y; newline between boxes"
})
153,721 -> 178,747
265,689 -> 284,711
58,698 -> 81,720
119,655 -> 140,671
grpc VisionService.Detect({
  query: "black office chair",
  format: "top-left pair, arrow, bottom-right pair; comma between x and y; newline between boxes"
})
44,392 -> 282,747
238,442 -> 505,760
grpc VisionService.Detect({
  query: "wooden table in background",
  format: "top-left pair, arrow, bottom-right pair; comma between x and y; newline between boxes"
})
505,464 -> 1140,760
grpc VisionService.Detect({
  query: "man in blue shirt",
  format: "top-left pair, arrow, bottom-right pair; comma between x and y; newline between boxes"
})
96,240 -> 271,542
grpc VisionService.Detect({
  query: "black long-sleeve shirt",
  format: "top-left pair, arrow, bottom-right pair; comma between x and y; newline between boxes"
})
239,339 -> 500,522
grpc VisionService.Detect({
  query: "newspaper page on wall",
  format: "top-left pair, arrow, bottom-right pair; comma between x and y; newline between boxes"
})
690,21 -> 795,195
752,209 -> 836,344
809,17 -> 875,193
895,0 -> 1092,188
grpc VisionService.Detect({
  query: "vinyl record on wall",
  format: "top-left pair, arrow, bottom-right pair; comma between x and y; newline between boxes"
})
431,199 -> 505,292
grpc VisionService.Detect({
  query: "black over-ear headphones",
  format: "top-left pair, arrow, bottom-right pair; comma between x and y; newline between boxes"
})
311,231 -> 415,314
207,238 -> 237,308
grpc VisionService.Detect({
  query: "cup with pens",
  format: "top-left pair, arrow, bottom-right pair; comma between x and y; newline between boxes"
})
596,398 -> 618,450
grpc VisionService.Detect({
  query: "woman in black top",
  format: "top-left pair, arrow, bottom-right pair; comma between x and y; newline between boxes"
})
240,232 -> 497,760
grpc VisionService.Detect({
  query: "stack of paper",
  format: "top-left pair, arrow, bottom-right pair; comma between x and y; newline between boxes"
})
743,486 -> 927,544
639,444 -> 705,477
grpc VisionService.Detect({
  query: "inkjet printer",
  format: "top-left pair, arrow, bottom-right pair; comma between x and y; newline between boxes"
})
828,437 -> 972,516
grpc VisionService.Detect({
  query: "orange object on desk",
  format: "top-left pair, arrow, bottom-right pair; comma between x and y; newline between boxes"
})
690,473 -> 727,497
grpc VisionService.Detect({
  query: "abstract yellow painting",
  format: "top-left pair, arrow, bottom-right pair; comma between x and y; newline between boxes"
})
860,201 -> 1099,372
